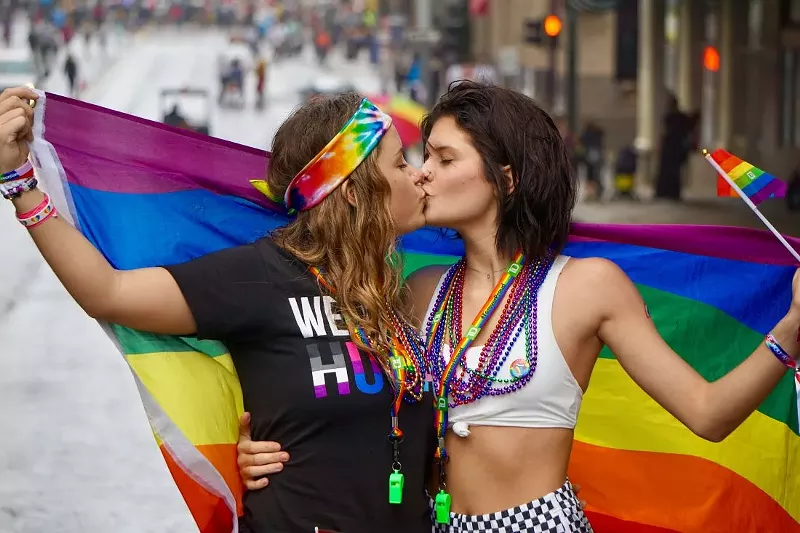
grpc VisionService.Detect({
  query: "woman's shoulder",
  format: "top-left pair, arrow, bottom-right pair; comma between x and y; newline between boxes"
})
406,264 -> 451,325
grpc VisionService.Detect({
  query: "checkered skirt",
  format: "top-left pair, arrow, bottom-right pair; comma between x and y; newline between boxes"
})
431,480 -> 593,533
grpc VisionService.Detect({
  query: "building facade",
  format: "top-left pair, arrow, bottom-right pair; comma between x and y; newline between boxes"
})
465,0 -> 800,194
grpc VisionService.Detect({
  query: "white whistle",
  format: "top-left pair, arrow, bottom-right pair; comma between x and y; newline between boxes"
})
453,421 -> 471,438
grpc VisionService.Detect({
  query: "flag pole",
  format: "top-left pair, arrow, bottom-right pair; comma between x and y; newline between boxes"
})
703,149 -> 800,264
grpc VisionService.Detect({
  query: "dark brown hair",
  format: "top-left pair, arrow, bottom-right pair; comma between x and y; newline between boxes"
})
267,92 -> 408,360
421,81 -> 577,259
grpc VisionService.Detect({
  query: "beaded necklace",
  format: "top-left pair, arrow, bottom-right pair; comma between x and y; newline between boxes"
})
307,266 -> 426,505
424,250 -> 554,524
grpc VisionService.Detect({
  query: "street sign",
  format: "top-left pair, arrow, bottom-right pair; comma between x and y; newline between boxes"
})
524,19 -> 544,44
497,46 -> 520,76
406,29 -> 442,44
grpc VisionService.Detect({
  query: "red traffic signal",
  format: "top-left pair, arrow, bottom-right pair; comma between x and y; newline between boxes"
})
703,46 -> 720,72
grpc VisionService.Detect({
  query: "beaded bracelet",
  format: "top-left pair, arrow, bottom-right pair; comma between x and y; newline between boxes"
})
16,192 -> 57,229
0,176 -> 38,199
0,160 -> 34,183
765,334 -> 799,373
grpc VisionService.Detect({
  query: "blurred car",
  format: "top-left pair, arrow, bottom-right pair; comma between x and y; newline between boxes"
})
0,49 -> 38,91
299,75 -> 357,102
160,88 -> 211,135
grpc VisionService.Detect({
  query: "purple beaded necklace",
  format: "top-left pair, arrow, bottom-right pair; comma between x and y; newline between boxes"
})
428,252 -> 553,406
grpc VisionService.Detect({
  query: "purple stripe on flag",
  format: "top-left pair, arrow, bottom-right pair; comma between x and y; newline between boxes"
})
314,385 -> 328,399
43,93 -> 274,209
749,177 -> 788,206
571,223 -> 800,266
337,382 -> 350,395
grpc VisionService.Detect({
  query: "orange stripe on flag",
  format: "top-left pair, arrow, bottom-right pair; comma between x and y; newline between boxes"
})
711,148 -> 741,173
568,441 -> 799,533
197,443 -> 245,517
160,444 -> 238,533
584,511 -> 681,533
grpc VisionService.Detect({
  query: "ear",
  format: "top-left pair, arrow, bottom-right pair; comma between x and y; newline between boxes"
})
341,180 -> 358,207
502,165 -> 515,195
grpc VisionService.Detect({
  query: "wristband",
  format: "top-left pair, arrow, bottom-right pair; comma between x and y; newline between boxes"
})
0,160 -> 33,183
16,192 -> 57,228
765,333 -> 799,371
0,176 -> 38,199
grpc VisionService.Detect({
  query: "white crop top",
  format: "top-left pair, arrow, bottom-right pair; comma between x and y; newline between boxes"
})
422,255 -> 583,437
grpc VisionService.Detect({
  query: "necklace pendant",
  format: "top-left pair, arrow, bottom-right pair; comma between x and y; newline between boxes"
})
509,358 -> 531,380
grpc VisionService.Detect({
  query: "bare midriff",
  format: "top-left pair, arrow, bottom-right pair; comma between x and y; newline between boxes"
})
429,425 -> 574,515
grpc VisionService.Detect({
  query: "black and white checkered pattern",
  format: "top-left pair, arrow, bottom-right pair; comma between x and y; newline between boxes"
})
431,480 -> 593,533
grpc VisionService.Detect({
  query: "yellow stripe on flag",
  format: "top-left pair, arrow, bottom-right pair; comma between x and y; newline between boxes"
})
126,350 -> 244,446
576,358 -> 800,520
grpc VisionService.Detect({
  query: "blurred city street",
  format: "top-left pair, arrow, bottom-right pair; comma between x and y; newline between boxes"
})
1,1 -> 799,532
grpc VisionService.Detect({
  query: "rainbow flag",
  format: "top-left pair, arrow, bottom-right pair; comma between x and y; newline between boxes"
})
712,148 -> 787,205
30,92 -> 800,533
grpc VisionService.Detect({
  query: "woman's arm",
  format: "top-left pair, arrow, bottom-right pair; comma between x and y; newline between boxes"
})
1,88 -> 196,335
585,257 -> 799,442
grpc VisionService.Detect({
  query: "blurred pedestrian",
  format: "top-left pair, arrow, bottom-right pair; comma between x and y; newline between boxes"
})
255,57 -> 266,109
64,53 -> 78,97
577,121 -> 605,201
655,93 -> 698,201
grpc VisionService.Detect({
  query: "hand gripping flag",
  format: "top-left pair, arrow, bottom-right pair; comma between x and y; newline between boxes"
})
27,92 -> 800,533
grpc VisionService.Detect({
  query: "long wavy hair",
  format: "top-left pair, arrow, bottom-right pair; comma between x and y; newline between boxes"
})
267,92 -> 408,362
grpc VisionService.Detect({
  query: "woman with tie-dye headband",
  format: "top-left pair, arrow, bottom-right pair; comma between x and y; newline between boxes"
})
0,88 -> 434,533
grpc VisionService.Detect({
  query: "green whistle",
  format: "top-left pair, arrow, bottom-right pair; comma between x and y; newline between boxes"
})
434,490 -> 451,524
388,471 -> 404,504
436,396 -> 448,411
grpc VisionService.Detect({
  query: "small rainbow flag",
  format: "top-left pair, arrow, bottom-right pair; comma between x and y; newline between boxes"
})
712,148 -> 787,205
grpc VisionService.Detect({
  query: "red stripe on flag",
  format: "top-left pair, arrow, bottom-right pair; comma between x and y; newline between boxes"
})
711,148 -> 748,175
717,174 -> 734,197
710,148 -> 733,167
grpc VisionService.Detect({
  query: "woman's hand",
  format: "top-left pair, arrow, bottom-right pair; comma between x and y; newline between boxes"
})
237,412 -> 290,490
572,483 -> 587,510
0,86 -> 36,173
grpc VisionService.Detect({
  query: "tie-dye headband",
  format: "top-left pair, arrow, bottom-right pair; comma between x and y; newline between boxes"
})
251,98 -> 392,213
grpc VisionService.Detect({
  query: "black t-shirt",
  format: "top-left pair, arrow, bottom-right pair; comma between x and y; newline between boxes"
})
165,237 -> 435,533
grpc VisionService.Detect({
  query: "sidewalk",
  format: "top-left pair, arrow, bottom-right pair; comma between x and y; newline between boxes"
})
577,159 -> 799,236
574,196 -> 798,234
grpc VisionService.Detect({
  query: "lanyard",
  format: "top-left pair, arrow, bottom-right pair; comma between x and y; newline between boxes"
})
308,266 -> 421,505
425,250 -> 525,524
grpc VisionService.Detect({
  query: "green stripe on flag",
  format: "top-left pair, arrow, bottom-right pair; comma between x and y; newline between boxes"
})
110,324 -> 229,358
600,285 -> 799,434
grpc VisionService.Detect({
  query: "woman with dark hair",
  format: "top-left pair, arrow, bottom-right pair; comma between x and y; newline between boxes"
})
239,81 -> 800,532
0,86 -> 433,533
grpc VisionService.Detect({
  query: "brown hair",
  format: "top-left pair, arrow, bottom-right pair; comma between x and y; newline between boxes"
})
421,81 -> 577,260
268,92 -> 407,361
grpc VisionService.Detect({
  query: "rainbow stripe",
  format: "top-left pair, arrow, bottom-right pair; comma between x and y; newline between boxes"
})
31,92 -> 800,533
712,148 -> 787,206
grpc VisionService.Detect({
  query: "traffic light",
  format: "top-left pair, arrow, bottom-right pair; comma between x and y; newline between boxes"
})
543,15 -> 562,37
524,15 -> 561,46
703,45 -> 720,72
438,1 -> 471,63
